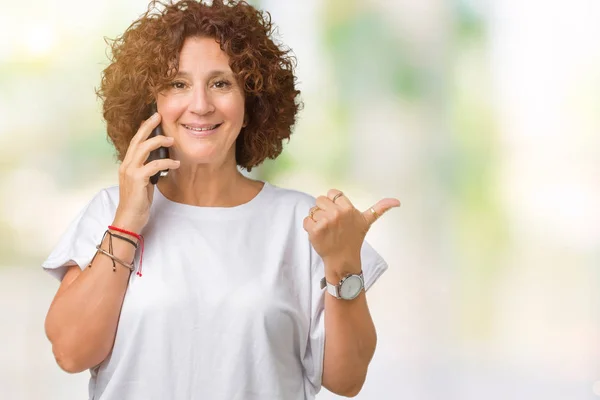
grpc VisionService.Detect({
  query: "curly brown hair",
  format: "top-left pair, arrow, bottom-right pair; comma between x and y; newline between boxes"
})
96,0 -> 301,171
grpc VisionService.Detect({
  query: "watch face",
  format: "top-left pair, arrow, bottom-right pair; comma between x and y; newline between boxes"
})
340,275 -> 363,300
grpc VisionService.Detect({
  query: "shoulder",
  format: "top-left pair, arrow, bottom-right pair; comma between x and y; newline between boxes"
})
83,185 -> 120,214
97,185 -> 120,205
264,182 -> 316,209
101,185 -> 120,201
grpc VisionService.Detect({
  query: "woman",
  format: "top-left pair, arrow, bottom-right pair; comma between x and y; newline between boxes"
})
42,1 -> 400,399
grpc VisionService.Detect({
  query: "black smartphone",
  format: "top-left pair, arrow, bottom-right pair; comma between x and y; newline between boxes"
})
146,103 -> 170,185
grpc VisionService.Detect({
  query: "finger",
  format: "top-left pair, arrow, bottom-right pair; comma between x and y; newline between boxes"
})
123,113 -> 162,165
132,135 -> 175,166
303,215 -> 317,232
308,205 -> 325,222
132,112 -> 162,145
327,189 -> 354,209
305,213 -> 328,230
362,198 -> 401,225
315,195 -> 335,211
141,158 -> 181,178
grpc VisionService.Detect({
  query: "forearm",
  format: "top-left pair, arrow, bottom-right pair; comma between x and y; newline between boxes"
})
322,259 -> 377,396
45,224 -> 137,372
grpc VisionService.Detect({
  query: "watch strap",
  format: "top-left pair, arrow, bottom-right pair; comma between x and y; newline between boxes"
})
326,280 -> 339,298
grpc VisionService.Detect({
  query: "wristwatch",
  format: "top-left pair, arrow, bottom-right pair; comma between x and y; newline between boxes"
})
320,271 -> 365,300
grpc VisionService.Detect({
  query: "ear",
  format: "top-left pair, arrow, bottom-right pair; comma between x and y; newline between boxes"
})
242,114 -> 249,128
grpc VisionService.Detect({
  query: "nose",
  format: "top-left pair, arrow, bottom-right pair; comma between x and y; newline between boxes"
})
188,85 -> 215,115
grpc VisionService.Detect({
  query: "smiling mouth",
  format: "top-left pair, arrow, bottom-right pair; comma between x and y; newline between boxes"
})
182,123 -> 222,132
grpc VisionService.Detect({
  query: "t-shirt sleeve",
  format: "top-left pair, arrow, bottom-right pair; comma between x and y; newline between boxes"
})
302,240 -> 388,395
42,189 -> 116,281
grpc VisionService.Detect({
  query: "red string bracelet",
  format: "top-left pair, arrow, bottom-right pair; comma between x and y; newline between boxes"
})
108,225 -> 144,277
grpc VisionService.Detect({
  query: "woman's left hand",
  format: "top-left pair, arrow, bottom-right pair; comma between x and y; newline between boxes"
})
303,189 -> 400,276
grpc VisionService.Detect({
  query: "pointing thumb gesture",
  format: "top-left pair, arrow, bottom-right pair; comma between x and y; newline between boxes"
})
362,198 -> 401,226
303,189 -> 400,272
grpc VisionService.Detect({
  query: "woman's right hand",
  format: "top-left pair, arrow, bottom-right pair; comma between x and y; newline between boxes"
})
113,112 -> 180,233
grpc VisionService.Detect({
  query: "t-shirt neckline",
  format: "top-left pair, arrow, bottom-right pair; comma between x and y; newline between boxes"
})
153,180 -> 270,219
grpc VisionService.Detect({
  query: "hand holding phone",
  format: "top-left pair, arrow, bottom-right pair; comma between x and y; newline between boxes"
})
146,103 -> 170,185
113,104 -> 179,234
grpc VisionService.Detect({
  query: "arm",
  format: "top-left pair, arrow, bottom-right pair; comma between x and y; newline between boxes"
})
44,220 -> 139,373
321,259 -> 377,397
303,189 -> 400,397
45,112 -> 179,373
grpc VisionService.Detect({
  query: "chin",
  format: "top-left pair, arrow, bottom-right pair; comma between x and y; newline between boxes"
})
178,149 -> 231,166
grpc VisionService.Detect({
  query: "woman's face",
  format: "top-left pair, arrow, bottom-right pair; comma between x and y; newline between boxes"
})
156,36 -> 245,167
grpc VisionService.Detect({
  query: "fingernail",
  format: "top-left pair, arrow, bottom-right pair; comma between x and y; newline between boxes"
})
151,112 -> 160,120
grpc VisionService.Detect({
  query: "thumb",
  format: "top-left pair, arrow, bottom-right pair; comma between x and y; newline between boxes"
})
362,198 -> 401,226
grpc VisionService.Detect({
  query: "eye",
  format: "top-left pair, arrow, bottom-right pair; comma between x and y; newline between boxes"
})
170,81 -> 186,89
213,80 -> 231,89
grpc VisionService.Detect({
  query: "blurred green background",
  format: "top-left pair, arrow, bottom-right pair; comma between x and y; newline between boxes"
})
1,0 -> 599,399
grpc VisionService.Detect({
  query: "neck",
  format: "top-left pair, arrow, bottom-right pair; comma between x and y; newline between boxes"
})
157,161 -> 260,207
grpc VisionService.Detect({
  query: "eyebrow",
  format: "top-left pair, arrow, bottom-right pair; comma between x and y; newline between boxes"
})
174,70 -> 233,79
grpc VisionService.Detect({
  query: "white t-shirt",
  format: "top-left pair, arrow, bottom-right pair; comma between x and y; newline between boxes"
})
42,181 -> 388,400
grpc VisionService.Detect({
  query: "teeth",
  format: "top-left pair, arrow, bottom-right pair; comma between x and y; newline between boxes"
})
184,124 -> 218,132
